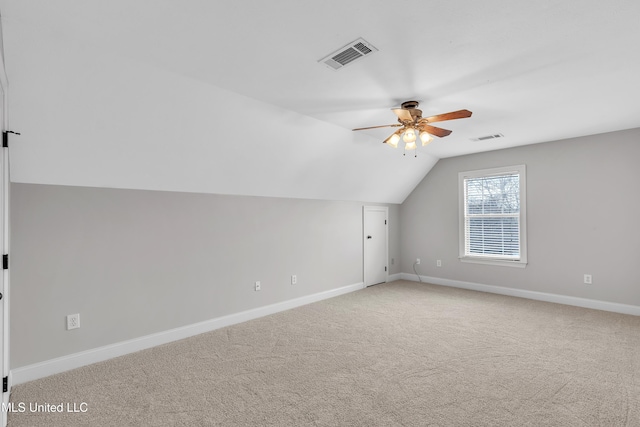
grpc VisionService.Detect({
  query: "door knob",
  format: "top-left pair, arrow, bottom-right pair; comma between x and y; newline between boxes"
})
367,235 -> 372,239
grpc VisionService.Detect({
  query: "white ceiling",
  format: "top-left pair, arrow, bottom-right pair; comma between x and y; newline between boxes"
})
1,1 -> 639,203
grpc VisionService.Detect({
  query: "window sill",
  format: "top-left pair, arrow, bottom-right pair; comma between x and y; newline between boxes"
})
459,257 -> 527,268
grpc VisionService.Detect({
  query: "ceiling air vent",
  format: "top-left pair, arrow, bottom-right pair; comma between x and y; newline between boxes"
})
318,38 -> 378,71
470,133 -> 504,142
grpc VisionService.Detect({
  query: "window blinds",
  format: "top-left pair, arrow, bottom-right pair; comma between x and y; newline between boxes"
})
464,173 -> 520,259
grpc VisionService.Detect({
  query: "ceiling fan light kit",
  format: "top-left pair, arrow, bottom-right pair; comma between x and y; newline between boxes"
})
420,131 -> 433,146
404,141 -> 417,150
403,128 -> 416,143
384,131 -> 401,148
353,101 -> 472,154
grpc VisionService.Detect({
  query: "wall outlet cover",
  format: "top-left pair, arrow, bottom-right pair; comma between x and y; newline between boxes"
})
66,314 -> 80,330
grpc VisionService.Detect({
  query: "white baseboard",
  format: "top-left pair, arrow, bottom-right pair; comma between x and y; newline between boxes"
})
386,273 -> 402,282
399,273 -> 640,316
11,282 -> 365,386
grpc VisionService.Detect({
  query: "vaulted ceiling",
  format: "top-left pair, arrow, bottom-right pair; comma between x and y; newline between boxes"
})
1,1 -> 639,203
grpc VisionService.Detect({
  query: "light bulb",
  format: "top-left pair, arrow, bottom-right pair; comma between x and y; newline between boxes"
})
420,131 -> 433,146
385,133 -> 400,148
402,128 -> 416,143
405,141 -> 417,150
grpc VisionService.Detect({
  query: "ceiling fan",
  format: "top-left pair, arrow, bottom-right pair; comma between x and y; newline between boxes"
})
353,101 -> 472,150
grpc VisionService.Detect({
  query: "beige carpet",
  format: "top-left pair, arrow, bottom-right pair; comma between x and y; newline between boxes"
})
8,280 -> 640,426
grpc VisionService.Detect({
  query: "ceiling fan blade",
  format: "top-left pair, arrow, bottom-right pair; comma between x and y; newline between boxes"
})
391,108 -> 414,122
418,124 -> 452,137
420,109 -> 472,124
352,124 -> 402,131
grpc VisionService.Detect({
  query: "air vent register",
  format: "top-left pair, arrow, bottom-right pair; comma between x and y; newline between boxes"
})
318,38 -> 378,71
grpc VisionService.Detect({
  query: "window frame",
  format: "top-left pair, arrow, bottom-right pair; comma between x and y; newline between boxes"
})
458,165 -> 527,268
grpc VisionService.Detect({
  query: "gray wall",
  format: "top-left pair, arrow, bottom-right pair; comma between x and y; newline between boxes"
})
400,127 -> 640,306
14,127 -> 638,370
10,184 -> 399,368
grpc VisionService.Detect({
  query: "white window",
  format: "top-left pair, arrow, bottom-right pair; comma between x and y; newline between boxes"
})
458,165 -> 527,267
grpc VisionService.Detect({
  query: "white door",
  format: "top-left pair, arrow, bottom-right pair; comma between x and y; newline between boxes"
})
363,206 -> 388,287
0,18 -> 9,426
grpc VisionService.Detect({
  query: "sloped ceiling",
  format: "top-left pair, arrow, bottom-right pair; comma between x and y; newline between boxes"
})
1,1 -> 639,203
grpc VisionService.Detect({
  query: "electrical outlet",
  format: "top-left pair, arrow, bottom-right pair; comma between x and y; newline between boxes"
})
66,313 -> 80,330
416,258 -> 421,265
437,260 -> 442,267
391,258 -> 395,265
255,281 -> 261,291
291,275 -> 297,285
584,274 -> 592,285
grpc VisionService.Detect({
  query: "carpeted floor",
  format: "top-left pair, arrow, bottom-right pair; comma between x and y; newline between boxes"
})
8,280 -> 640,426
